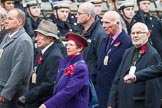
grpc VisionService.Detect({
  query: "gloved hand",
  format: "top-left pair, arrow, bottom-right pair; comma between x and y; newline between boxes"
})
16,96 -> 26,106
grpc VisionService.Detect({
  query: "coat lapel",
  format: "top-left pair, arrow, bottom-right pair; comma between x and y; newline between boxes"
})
122,47 -> 135,73
1,28 -> 26,49
108,31 -> 124,56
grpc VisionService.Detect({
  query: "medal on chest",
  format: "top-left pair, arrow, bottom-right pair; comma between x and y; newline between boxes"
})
103,55 -> 109,65
32,67 -> 37,84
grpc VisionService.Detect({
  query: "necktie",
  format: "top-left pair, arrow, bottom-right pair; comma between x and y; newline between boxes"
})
132,48 -> 140,65
106,37 -> 113,52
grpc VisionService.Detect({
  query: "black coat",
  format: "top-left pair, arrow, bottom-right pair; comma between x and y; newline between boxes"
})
108,43 -> 161,108
24,42 -> 64,108
48,14 -> 81,37
81,16 -> 106,74
95,30 -> 132,108
0,28 -> 8,44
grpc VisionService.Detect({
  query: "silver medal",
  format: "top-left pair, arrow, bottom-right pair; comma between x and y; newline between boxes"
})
104,56 -> 109,65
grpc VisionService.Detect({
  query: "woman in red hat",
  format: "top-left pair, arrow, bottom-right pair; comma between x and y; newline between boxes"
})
39,32 -> 89,108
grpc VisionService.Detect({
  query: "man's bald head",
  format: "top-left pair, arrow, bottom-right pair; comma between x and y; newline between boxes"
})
79,2 -> 96,18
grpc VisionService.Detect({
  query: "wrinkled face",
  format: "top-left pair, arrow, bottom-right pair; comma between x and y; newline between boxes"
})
27,5 -> 41,17
5,10 -> 21,34
35,32 -> 52,49
54,8 -> 70,22
4,1 -> 14,12
94,3 -> 102,15
131,25 -> 150,47
139,1 -> 150,13
101,14 -> 119,36
122,7 -> 135,19
76,6 -> 89,25
66,40 -> 82,56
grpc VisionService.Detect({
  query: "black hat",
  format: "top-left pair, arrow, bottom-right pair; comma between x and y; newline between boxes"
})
66,32 -> 88,47
137,0 -> 151,6
1,0 -> 14,3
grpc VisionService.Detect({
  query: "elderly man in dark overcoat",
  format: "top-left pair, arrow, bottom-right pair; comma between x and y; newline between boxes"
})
108,22 -> 161,108
17,20 -> 64,108
0,8 -> 34,108
94,11 -> 132,108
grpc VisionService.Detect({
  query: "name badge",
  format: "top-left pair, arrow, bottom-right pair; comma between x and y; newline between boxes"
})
103,55 -> 109,65
0,49 -> 4,58
129,66 -> 136,75
32,72 -> 37,84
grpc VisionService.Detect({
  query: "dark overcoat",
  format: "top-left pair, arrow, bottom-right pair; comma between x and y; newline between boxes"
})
95,30 -> 132,108
24,42 -> 64,108
82,16 -> 106,74
108,43 -> 161,108
44,54 -> 89,108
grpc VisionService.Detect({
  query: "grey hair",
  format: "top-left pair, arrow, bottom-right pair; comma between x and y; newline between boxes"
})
80,2 -> 96,18
109,11 -> 122,28
132,22 -> 149,32
0,7 -> 7,19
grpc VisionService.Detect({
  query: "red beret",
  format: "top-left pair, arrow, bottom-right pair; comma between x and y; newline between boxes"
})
65,32 -> 88,47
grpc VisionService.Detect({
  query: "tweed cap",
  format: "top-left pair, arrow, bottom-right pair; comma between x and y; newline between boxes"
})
53,1 -> 70,10
118,1 -> 134,10
65,32 -> 88,47
34,20 -> 58,39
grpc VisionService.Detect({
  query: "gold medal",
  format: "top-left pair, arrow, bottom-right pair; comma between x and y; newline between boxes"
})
104,55 -> 109,65
0,49 -> 4,58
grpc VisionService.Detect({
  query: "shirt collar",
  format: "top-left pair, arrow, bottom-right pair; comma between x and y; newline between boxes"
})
41,42 -> 54,54
8,30 -> 19,38
111,29 -> 122,42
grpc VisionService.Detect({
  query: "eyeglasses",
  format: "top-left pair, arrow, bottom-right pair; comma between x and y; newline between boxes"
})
131,31 -> 147,35
76,12 -> 88,16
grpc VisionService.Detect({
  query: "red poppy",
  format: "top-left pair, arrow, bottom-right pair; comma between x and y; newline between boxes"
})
114,42 -> 121,47
65,64 -> 75,76
140,45 -> 147,55
37,55 -> 42,65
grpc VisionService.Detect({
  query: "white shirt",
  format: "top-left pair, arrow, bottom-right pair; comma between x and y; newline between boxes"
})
8,30 -> 19,38
41,42 -> 54,54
